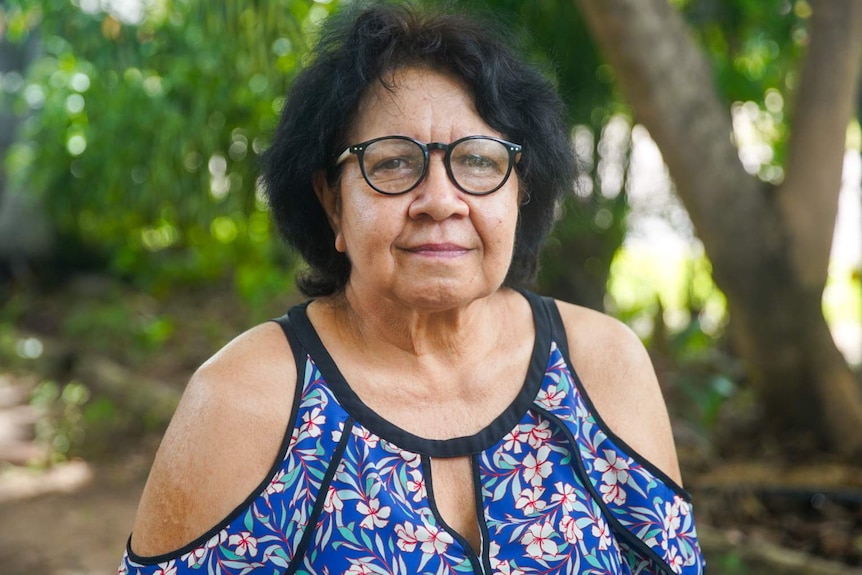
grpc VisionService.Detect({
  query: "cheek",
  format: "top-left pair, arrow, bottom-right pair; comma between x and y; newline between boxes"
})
340,196 -> 402,253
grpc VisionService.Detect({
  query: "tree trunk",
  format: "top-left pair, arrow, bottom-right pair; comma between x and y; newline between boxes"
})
574,0 -> 862,455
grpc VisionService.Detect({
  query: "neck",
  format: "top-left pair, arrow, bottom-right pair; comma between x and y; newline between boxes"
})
328,284 -> 507,359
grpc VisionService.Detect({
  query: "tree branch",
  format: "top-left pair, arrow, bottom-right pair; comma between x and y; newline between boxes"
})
572,0 -> 780,304
778,0 -> 862,289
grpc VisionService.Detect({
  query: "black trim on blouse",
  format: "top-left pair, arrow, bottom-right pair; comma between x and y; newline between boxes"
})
536,295 -> 692,501
286,289 -> 550,457
125,314 -> 309,565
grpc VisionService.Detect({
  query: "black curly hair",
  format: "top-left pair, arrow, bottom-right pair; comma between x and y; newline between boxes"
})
262,1 -> 575,297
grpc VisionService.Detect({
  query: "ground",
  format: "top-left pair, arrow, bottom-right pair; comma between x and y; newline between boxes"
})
0,277 -> 860,575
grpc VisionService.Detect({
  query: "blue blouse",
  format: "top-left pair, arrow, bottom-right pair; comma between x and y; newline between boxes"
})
120,291 -> 705,575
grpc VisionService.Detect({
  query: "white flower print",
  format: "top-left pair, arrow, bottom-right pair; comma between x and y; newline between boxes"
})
515,486 -> 547,516
352,425 -> 380,448
522,446 -> 552,486
559,515 -> 583,545
663,499 -> 682,540
667,544 -> 685,574
488,541 -> 502,568
395,522 -> 419,552
228,531 -> 258,557
205,531 -> 227,549
591,516 -> 612,551
344,559 -> 377,575
266,469 -> 286,495
153,561 -> 177,575
599,481 -> 627,505
415,524 -> 454,555
182,546 -> 207,568
524,420 -> 553,449
551,481 -> 578,512
323,486 -> 343,513
301,407 -> 326,438
406,469 -> 426,502
357,497 -> 391,529
502,428 -> 525,454
537,383 -> 566,408
520,521 -> 559,560
594,449 -> 630,486
331,420 -> 345,444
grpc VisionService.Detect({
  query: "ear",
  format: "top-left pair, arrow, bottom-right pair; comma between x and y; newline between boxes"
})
313,170 -> 346,253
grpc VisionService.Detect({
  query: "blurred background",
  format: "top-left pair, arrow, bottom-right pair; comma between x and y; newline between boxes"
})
0,0 -> 860,573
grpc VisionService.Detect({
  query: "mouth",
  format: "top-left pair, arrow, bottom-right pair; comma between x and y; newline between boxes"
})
405,243 -> 471,257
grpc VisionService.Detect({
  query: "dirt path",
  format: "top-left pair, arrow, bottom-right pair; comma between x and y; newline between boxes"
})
0,449 -> 154,575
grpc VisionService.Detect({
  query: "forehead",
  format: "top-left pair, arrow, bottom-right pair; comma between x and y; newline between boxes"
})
347,66 -> 498,141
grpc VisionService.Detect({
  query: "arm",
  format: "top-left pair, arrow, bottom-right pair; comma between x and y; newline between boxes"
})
555,300 -> 683,485
130,321 -> 297,556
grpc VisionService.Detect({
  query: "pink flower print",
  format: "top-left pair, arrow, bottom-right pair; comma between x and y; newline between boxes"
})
594,449 -> 630,486
515,486 -> 547,516
228,531 -> 258,557
395,522 -> 419,552
415,524 -> 454,554
537,383 -> 566,409
117,563 -> 129,575
591,516 -> 612,551
522,446 -> 552,487
559,515 -> 584,545
502,428 -> 524,454
551,481 -> 579,511
525,420 -> 553,449
301,407 -> 326,438
520,521 -> 559,560
599,481 -> 627,505
153,562 -> 177,575
323,486 -> 343,513
406,469 -> 426,502
357,497 -> 391,529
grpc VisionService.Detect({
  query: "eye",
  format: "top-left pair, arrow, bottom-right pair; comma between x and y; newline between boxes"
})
459,154 -> 498,170
371,156 -> 418,173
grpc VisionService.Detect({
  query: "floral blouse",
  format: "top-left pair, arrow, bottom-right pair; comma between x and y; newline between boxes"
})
120,290 -> 705,575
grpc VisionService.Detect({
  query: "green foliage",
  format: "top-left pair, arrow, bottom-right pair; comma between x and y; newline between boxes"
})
681,0 -> 808,178
30,379 -> 90,464
2,0 -> 331,293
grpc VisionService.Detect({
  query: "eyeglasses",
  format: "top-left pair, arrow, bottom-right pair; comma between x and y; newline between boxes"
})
334,135 -> 522,196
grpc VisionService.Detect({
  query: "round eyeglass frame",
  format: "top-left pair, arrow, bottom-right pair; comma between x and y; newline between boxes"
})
334,135 -> 522,196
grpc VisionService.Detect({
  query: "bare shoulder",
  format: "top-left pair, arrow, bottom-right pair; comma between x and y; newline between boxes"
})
130,321 -> 297,557
553,300 -> 683,485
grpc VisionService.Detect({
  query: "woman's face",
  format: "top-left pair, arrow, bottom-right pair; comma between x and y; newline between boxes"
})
317,67 -> 520,311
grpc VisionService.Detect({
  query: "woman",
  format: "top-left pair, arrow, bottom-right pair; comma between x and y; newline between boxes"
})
121,3 -> 705,574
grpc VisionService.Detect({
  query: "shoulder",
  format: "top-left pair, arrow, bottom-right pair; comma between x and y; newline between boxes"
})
552,299 -> 683,485
130,321 -> 298,557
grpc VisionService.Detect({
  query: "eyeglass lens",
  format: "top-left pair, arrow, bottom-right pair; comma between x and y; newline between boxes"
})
361,137 -> 513,195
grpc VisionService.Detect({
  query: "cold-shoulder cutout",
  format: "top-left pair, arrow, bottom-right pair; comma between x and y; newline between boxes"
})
552,299 -> 683,486
129,321 -> 298,559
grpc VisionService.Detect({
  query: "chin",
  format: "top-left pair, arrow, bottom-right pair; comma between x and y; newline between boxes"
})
393,279 -> 500,311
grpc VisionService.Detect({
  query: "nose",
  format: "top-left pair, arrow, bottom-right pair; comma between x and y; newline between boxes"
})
407,152 -> 469,221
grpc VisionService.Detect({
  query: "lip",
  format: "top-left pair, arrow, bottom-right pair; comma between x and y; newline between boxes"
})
404,243 -> 471,257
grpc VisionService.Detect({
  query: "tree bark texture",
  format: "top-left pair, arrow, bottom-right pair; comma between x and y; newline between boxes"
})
574,0 -> 862,455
